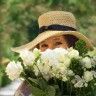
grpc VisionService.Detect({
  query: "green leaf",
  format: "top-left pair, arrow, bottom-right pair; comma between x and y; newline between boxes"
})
0,75 -> 11,87
0,74 -> 3,87
74,40 -> 89,56
29,81 -> 55,96
28,77 -> 40,88
68,0 -> 77,5
46,0 -> 53,6
0,65 -> 11,87
28,77 -> 39,85
0,25 -> 4,33
38,78 -> 48,90
30,86 -> 45,96
70,58 -> 84,77
45,85 -> 56,96
0,0 -> 6,5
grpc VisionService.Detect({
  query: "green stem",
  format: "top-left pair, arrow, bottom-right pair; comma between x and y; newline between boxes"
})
23,75 -> 34,88
34,57 -> 47,82
60,80 -> 63,96
69,82 -> 72,96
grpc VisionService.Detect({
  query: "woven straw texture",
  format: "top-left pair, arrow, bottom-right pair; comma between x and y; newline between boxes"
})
12,11 -> 93,52
38,11 -> 76,28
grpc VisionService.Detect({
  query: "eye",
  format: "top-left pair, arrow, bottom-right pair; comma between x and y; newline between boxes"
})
41,44 -> 48,47
55,42 -> 62,46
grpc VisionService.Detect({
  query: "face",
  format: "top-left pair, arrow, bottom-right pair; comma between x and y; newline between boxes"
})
39,35 -> 69,52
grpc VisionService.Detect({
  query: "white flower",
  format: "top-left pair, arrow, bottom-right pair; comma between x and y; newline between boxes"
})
75,75 -> 82,82
41,49 -> 59,66
33,60 -> 42,76
82,57 -> 92,69
84,83 -> 88,87
53,48 -> 71,67
94,83 -> 96,86
74,75 -> 88,88
33,59 -> 52,80
67,70 -> 74,76
74,79 -> 88,88
55,63 -> 67,73
41,48 -> 71,80
62,76 -> 68,81
87,48 -> 96,57
67,47 -> 79,59
33,65 -> 39,76
91,57 -> 96,67
84,71 -> 93,82
53,48 -> 68,55
74,79 -> 84,88
57,55 -> 71,68
33,48 -> 41,58
19,49 -> 35,66
6,61 -> 23,80
91,71 -> 96,78
63,57 -> 71,67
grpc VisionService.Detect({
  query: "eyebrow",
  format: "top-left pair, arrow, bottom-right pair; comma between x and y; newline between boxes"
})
40,41 -> 46,44
53,37 -> 61,41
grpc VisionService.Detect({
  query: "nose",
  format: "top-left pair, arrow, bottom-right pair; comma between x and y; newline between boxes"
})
48,43 -> 54,49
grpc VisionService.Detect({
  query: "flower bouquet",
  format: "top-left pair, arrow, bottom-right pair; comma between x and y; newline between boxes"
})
6,40 -> 96,96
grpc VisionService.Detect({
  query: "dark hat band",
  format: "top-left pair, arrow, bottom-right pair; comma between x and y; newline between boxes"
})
39,24 -> 76,33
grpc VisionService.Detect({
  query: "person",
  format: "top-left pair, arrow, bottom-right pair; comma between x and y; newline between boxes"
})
12,11 -> 93,96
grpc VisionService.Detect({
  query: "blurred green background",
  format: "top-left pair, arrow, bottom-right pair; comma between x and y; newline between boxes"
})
0,0 -> 96,87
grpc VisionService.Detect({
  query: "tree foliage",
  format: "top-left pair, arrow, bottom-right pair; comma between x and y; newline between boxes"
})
0,0 -> 96,86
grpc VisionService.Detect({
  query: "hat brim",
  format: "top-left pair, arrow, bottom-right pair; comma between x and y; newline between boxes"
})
11,31 -> 93,53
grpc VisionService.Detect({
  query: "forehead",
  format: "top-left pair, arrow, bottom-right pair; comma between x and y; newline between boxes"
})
40,35 -> 64,44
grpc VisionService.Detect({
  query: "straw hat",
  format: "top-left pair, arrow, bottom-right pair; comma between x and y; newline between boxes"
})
12,11 -> 93,53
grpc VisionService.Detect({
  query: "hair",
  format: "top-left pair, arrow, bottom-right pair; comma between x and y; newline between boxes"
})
64,35 -> 78,47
